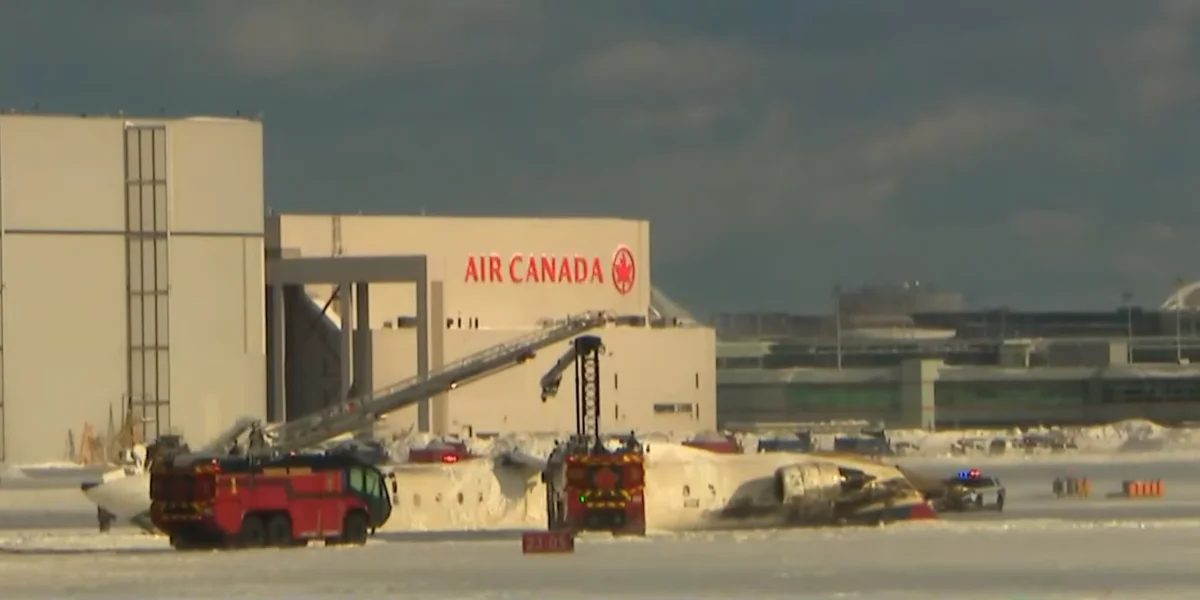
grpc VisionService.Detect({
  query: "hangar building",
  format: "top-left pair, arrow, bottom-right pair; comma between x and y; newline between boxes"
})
0,113 -> 265,464
0,113 -> 715,464
267,214 -> 715,439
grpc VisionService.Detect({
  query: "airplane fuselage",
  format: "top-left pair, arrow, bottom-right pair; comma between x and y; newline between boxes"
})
83,443 -> 935,534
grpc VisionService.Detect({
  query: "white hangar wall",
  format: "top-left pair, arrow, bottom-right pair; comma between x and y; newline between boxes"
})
368,325 -> 716,436
271,214 -> 652,328
0,114 -> 266,464
269,213 -> 716,435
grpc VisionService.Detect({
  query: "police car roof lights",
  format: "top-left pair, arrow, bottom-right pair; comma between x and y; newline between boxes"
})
957,468 -> 981,479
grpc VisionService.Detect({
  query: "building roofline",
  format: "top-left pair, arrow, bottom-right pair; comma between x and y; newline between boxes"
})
0,109 -> 261,122
267,210 -> 647,223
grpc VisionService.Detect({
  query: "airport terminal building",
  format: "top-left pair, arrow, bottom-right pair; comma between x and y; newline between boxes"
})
716,284 -> 1200,430
0,112 -> 715,464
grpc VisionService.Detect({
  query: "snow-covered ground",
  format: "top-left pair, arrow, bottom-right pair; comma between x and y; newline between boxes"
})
2,521 -> 1200,598
4,440 -> 1200,597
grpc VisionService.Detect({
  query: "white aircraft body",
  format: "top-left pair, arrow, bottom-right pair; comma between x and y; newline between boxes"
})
83,440 -> 936,534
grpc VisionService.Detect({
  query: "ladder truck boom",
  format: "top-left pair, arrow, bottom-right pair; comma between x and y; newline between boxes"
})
540,335 -> 605,443
251,310 -> 611,456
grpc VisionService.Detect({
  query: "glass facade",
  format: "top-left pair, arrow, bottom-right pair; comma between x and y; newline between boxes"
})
1099,378 -> 1200,404
934,380 -> 1087,409
719,374 -> 1200,429
717,383 -> 901,426
784,384 -> 900,414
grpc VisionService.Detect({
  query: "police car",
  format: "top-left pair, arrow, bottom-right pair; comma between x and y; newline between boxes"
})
938,468 -> 1006,512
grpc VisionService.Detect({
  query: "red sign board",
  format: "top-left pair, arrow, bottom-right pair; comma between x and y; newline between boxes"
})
521,530 -> 575,554
464,245 -> 637,295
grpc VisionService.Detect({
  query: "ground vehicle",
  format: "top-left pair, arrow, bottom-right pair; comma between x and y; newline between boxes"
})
834,433 -> 893,456
540,335 -> 647,536
757,431 -> 814,453
683,432 -> 742,453
149,452 -> 392,550
937,469 -> 1006,512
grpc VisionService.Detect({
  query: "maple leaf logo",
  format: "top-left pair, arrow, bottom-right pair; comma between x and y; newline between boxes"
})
611,245 -> 636,295
591,466 -> 619,490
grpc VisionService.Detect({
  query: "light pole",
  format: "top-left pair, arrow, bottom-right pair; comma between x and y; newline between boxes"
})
833,284 -> 843,370
1122,291 -> 1134,363
1175,277 -> 1184,364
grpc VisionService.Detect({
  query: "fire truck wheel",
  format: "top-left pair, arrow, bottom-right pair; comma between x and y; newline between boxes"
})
238,515 -> 267,548
341,511 -> 369,546
266,515 -> 294,547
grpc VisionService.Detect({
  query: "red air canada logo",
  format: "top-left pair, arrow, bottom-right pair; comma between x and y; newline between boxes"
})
463,245 -> 637,295
611,245 -> 636,295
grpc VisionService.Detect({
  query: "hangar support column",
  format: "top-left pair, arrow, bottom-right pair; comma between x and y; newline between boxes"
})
416,276 -> 430,432
338,282 -> 354,400
353,282 -> 374,406
429,281 -> 447,435
267,284 -> 287,422
266,255 -> 430,432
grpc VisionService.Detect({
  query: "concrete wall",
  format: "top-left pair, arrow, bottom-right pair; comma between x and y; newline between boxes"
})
0,114 -> 265,463
317,324 -> 718,437
269,214 -> 651,328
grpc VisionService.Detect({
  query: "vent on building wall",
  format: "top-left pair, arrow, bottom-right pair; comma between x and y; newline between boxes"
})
653,403 -> 695,414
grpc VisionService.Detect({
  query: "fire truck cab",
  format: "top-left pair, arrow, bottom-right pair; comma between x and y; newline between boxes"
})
150,452 -> 392,550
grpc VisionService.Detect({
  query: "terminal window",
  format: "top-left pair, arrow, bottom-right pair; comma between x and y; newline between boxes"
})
935,381 -> 1085,408
1101,379 -> 1200,404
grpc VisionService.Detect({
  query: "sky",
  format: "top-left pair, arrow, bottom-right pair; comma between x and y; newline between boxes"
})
2,1 -> 1199,315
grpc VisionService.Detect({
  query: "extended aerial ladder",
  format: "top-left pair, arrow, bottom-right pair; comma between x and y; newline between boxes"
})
539,334 -> 646,536
539,334 -> 606,452
217,311 -> 612,457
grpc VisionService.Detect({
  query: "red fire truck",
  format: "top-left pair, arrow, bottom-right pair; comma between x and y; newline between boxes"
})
150,452 -> 392,550
538,335 -> 647,539
544,447 -> 646,535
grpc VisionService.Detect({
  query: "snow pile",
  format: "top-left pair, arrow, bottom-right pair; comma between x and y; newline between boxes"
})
1067,419 -> 1200,453
378,420 -> 1200,463
885,420 -> 1200,457
1068,420 -> 1165,452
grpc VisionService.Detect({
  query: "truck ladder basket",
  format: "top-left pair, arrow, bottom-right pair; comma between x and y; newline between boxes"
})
264,310 -> 611,453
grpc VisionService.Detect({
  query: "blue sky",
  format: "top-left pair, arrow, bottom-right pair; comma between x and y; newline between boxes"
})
2,1 -> 1198,314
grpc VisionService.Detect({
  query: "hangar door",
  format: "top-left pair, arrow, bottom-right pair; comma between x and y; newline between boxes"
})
124,125 -> 172,443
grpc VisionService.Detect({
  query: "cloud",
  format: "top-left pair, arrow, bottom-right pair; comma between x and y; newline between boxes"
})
145,0 -> 548,77
572,38 -> 761,95
859,99 -> 1036,171
1007,208 -> 1091,242
611,105 -> 724,134
4,1 -> 1199,312
507,95 -> 1036,263
1127,0 -> 1200,117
